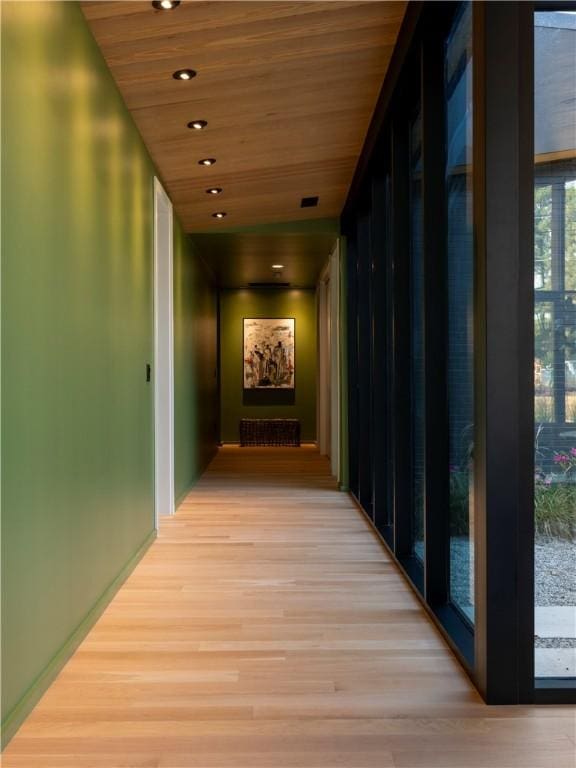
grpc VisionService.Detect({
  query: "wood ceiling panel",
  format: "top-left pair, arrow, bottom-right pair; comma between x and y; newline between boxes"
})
171,155 -> 349,227
81,1 -> 406,232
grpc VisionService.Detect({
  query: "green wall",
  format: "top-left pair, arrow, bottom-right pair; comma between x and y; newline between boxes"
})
174,224 -> 218,505
1,1 -> 216,744
220,289 -> 317,442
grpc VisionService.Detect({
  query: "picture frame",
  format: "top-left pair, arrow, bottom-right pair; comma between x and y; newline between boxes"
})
243,317 -> 295,390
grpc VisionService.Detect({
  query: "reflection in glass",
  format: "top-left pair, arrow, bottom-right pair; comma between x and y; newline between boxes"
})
409,104 -> 425,564
565,180 -> 576,292
534,11 -> 576,681
535,185 -> 553,291
445,2 -> 474,623
535,302 -> 555,424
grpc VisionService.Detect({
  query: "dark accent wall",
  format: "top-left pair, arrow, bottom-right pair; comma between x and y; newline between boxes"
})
219,288 -> 317,442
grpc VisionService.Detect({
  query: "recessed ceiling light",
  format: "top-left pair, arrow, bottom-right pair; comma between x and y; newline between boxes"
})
199,158 -> 216,166
188,120 -> 207,130
152,0 -> 180,9
172,69 -> 196,81
206,187 -> 223,195
272,264 -> 284,270
212,212 -> 227,219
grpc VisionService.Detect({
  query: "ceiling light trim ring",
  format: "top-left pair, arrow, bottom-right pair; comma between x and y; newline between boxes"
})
172,69 -> 196,81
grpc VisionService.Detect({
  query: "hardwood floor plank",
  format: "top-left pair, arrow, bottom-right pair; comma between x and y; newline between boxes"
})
2,446 -> 574,767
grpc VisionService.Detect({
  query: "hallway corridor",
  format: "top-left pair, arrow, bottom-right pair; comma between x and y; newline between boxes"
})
3,447 -> 574,767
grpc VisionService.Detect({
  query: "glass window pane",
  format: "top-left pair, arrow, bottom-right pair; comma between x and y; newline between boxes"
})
565,294 -> 576,424
374,170 -> 394,539
534,10 -> 576,682
410,104 -> 425,564
566,180 -> 576,291
535,301 -> 555,424
535,184 -> 553,291
445,2 -> 474,624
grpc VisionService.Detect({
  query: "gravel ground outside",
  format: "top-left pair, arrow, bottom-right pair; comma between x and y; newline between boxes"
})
535,637 -> 576,648
535,537 -> 576,607
450,537 -> 474,614
448,536 -> 575,608
406,537 -> 574,642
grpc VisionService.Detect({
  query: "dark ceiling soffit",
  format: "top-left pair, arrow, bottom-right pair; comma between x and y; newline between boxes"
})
342,1 -> 424,221
191,241 -> 218,287
190,218 -> 340,236
188,230 -> 337,289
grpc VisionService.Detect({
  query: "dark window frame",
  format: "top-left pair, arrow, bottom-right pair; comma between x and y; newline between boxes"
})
342,0 -> 575,705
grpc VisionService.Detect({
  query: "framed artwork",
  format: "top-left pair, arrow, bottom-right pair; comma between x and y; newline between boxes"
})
243,318 -> 295,389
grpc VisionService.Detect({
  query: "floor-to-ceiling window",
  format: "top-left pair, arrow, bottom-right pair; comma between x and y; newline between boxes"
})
533,10 -> 576,685
372,157 -> 394,545
357,210 -> 375,518
445,2 -> 474,626
343,0 -> 574,705
409,104 -> 425,566
345,1 -> 474,664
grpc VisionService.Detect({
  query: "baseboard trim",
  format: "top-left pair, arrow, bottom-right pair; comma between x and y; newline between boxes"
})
1,529 -> 157,750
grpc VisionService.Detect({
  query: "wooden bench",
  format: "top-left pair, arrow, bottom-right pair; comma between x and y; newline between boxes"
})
239,418 -> 301,447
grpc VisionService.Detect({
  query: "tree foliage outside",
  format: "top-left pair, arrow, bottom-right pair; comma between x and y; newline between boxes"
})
534,176 -> 576,423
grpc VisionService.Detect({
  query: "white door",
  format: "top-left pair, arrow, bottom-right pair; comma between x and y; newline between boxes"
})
154,178 -> 174,526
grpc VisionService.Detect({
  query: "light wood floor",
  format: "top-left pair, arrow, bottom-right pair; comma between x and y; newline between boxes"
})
3,446 -> 575,767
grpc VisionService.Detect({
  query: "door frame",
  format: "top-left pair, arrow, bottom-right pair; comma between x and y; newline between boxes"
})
317,242 -> 341,480
317,264 -> 331,458
153,177 -> 175,527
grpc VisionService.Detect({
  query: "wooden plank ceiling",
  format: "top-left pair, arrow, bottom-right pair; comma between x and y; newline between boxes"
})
81,1 -> 406,233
